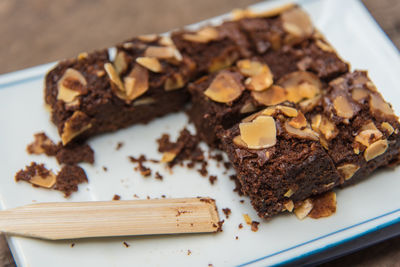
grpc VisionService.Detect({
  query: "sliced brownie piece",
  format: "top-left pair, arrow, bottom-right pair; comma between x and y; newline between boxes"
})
45,36 -> 195,145
220,105 -> 341,218
307,71 -> 400,185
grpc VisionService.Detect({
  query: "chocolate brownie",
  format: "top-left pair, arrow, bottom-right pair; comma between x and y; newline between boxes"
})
307,71 -> 400,185
45,36 -> 195,145
220,105 -> 341,218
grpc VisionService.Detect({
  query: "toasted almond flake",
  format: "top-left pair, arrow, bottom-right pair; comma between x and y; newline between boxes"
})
311,114 -> 322,132
289,112 -> 307,129
136,57 -> 163,73
282,7 -> 313,38
284,200 -> 294,212
337,164 -> 360,180
294,198 -> 313,220
299,95 -> 321,113
159,36 -> 174,46
137,34 -> 158,42
364,139 -> 388,161
105,63 -> 125,92
114,51 -> 128,75
231,3 -> 295,20
239,116 -> 277,149
182,27 -> 219,43
61,111 -> 92,145
124,64 -> 149,101
278,71 -> 321,103
161,151 -> 177,163
245,67 -> 273,91
30,172 -> 57,188
319,116 -> 338,140
240,101 -> 257,114
369,94 -> 395,117
315,39 -> 335,53
144,46 -> 182,61
237,60 -> 267,77
243,214 -> 252,225
251,85 -> 287,106
77,52 -> 88,60
381,122 -> 394,135
284,189 -> 294,198
355,122 -> 383,147
284,122 -> 319,141
204,71 -> 244,103
164,73 -> 185,91
57,68 -> 87,103
208,52 -> 238,73
277,106 -> 298,117
352,88 -> 369,102
308,192 -> 337,219
333,96 -> 355,119
133,97 -> 156,106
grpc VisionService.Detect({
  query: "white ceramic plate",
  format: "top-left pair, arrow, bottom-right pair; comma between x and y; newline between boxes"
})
1,0 -> 400,266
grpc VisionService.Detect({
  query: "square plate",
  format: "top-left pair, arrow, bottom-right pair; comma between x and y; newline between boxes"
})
1,0 -> 400,266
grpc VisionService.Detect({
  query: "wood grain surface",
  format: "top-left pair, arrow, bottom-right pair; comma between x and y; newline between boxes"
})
0,0 -> 399,266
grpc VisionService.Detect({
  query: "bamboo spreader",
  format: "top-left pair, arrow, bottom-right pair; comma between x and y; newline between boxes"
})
0,197 -> 220,240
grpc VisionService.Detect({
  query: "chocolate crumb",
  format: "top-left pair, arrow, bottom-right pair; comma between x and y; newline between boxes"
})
129,155 -> 152,177
55,142 -> 94,165
161,194 -> 166,198
70,243 -> 75,248
54,165 -> 88,197
116,142 -> 124,150
222,208 -> 231,219
238,223 -> 243,229
187,249 -> 191,255
102,166 -> 108,172
208,175 -> 217,185
240,200 -> 245,204
235,236 -> 239,240
223,162 -> 232,169
208,264 -> 214,267
146,196 -> 150,200
123,242 -> 130,248
199,197 -> 214,204
133,194 -> 139,198
27,132 -> 58,156
155,172 -> 163,180
230,175 -> 244,196
15,162 -> 53,184
251,221 -> 260,232
216,220 -> 225,232
197,162 -> 208,177
113,194 -> 121,201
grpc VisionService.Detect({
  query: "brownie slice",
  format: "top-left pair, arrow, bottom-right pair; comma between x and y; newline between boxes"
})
45,36 -> 196,145
307,71 -> 400,185
220,105 -> 341,218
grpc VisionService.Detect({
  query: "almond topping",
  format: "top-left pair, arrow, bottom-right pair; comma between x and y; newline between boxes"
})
364,139 -> 388,161
144,46 -> 182,61
182,27 -> 219,43
137,34 -> 158,42
308,191 -> 337,219
333,96 -> 355,119
61,111 -> 92,145
369,93 -> 395,117
232,135 -> 247,147
236,59 -> 267,77
105,63 -> 125,92
57,68 -> 87,103
282,7 -> 313,39
278,71 -> 321,103
319,116 -> 338,140
294,198 -> 313,220
352,88 -> 369,102
240,101 -> 257,114
136,57 -> 163,73
251,85 -> 287,106
284,122 -> 319,141
114,51 -> 128,75
239,116 -> 277,149
299,95 -> 321,113
30,171 -> 57,189
204,71 -> 244,103
284,188 -> 294,197
231,3 -> 295,20
289,112 -> 307,129
124,64 -> 149,101
159,36 -> 174,46
337,164 -> 360,180
133,97 -> 156,106
276,106 -> 298,117
161,151 -> 178,163
381,122 -> 394,135
284,200 -> 294,212
355,122 -> 382,147
245,70 -> 273,92
164,73 -> 185,91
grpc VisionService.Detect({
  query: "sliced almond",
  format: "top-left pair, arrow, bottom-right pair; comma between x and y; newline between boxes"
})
61,111 -> 92,145
315,39 -> 335,53
299,95 -> 321,113
144,46 -> 182,61
182,27 -> 219,43
319,116 -> 338,140
236,59 -> 267,77
284,200 -> 294,212
355,122 -> 383,147
308,191 -> 337,219
136,57 -> 163,73
364,139 -> 388,161
208,52 -> 238,73
124,64 -> 149,101
105,63 -> 125,92
164,73 -> 185,91
57,68 -> 87,103
277,106 -> 298,117
352,88 -> 369,102
282,7 -> 313,39
239,116 -> 277,149
77,52 -> 88,60
294,198 -> 313,220
369,93 -> 395,117
289,112 -> 307,129
245,68 -> 273,91
232,135 -> 248,147
333,96 -> 355,119
30,171 -> 57,189
231,3 -> 295,20
311,114 -> 322,132
159,36 -> 174,46
251,85 -> 287,106
114,51 -> 128,75
284,122 -> 319,141
161,151 -> 178,163
284,188 -> 294,198
204,71 -> 244,103
133,97 -> 156,106
137,34 -> 158,42
337,164 -> 360,180
381,122 -> 394,135
240,101 -> 257,114
278,71 -> 321,103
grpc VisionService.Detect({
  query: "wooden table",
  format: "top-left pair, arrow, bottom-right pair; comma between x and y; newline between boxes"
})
0,0 -> 399,266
